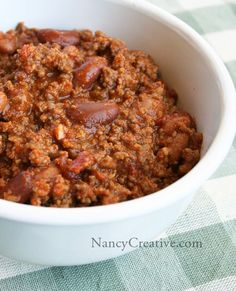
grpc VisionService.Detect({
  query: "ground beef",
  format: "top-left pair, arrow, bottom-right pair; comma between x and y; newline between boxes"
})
0,23 -> 202,207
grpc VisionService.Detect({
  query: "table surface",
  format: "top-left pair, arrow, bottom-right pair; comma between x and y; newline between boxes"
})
0,0 -> 236,290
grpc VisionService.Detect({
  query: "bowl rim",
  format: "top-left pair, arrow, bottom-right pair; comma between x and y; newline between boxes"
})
0,0 -> 235,225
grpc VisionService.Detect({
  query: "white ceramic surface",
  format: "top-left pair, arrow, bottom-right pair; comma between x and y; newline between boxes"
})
0,0 -> 235,266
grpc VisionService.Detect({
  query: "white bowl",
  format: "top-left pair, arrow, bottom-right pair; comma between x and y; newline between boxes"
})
0,0 -> 235,266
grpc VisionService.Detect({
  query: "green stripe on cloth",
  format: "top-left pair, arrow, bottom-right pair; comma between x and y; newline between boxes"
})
229,2 -> 236,15
0,243 -> 194,291
166,190 -> 222,235
170,220 -> 236,287
175,4 -> 236,34
174,11 -> 205,34
0,260 -> 126,291
212,137 -> 236,179
113,246 -> 192,291
226,60 -> 236,85
148,0 -> 183,13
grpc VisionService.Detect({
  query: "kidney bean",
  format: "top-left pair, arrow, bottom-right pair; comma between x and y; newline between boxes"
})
37,29 -> 80,47
0,92 -> 9,113
0,34 -> 16,54
73,57 -> 107,89
4,171 -> 33,203
1,165 -> 61,203
67,101 -> 120,128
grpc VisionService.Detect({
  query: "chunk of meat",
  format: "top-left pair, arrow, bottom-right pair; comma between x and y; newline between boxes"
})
157,112 -> 194,164
5,86 -> 32,117
37,29 -> 80,46
67,101 -> 120,128
168,133 -> 189,163
0,33 -> 16,54
29,165 -> 61,205
91,169 -> 106,182
179,148 -> 201,174
56,151 -> 95,180
53,124 -> 67,140
0,92 -> 9,114
135,94 -> 166,121
69,152 -> 95,174
1,171 -> 33,203
34,165 -> 60,181
157,112 -> 194,133
73,56 -> 108,89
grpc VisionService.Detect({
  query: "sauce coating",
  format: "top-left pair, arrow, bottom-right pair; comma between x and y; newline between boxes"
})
0,23 -> 202,207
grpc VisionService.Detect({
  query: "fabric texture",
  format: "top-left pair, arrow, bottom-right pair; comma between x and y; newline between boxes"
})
0,0 -> 236,290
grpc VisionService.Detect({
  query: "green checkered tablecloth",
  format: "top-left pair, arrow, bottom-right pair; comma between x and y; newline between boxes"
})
1,0 -> 236,290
